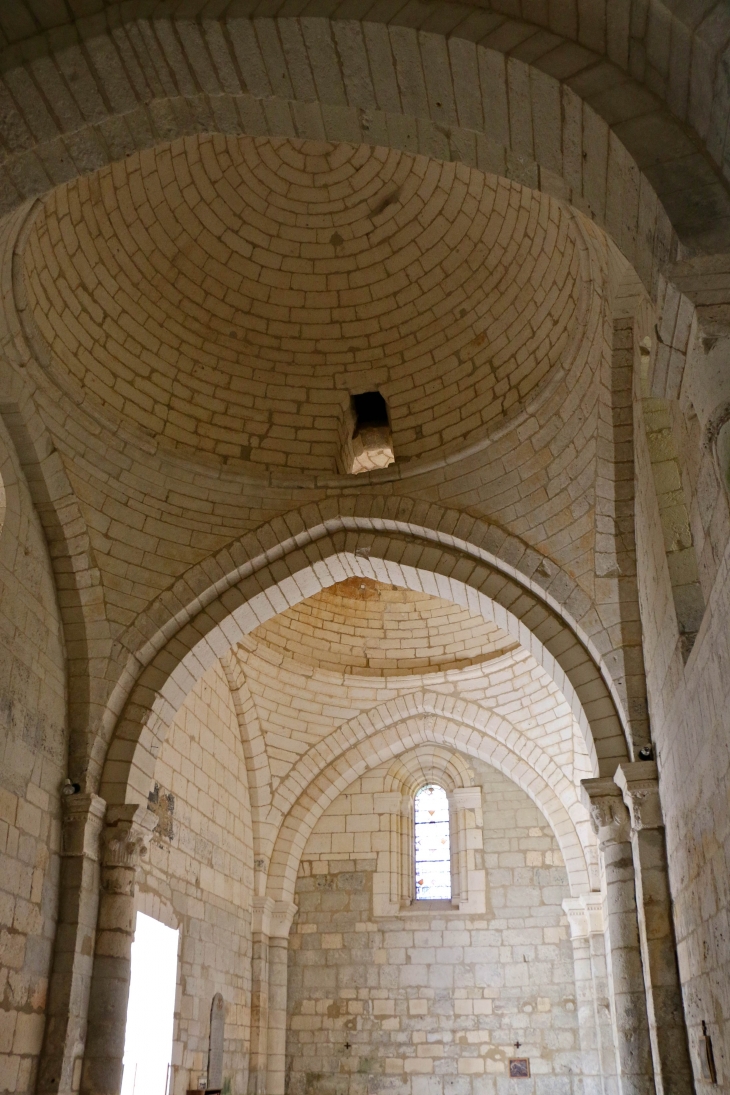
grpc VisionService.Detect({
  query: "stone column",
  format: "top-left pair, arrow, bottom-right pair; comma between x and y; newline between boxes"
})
37,793 -> 106,1095
563,895 -> 618,1095
248,897 -> 274,1095
583,778 -> 654,1095
614,763 -> 694,1095
266,901 -> 298,1095
373,792 -> 405,915
399,794 -> 413,907
80,804 -> 157,1095
450,787 -> 485,913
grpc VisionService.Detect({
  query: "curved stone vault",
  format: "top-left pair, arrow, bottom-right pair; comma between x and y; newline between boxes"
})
1,5 -> 729,1095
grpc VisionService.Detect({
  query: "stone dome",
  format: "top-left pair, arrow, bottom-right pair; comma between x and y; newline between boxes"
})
23,135 -> 587,477
246,577 -> 516,676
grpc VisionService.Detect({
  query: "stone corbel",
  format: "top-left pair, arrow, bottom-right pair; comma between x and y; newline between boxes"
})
562,897 -> 589,940
582,777 -> 632,847
269,900 -> 298,940
251,896 -> 276,938
614,762 -> 663,831
562,895 -> 605,940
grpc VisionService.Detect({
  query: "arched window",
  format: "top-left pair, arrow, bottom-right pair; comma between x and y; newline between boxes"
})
414,784 -> 451,900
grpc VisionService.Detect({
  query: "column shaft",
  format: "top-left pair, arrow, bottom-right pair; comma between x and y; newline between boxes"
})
616,763 -> 694,1095
583,778 -> 654,1095
80,805 -> 156,1095
266,937 -> 289,1095
37,794 -> 106,1095
603,836 -> 654,1095
247,929 -> 270,1095
563,896 -> 617,1095
588,927 -> 619,1095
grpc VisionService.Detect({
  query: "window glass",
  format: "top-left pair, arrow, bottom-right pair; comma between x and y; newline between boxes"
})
414,784 -> 451,900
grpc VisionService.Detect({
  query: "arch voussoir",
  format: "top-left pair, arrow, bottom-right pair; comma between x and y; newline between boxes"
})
98,510 -> 635,808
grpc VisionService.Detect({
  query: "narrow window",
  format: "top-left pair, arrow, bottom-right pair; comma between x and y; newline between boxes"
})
341,390 -> 395,474
414,784 -> 451,900
121,913 -> 179,1095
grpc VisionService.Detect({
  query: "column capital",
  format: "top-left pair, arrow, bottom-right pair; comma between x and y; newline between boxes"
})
614,762 -> 663,831
61,793 -> 106,858
270,900 -> 298,939
450,787 -> 482,810
581,777 -> 632,846
562,897 -> 589,940
102,804 -> 157,870
563,895 -> 605,939
251,896 -> 276,936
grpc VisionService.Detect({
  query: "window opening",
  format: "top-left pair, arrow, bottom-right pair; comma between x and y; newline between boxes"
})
414,784 -> 451,900
341,390 -> 395,474
121,912 -> 179,1095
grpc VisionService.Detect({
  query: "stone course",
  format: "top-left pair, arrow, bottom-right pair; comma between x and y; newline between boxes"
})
0,6 -> 728,1094
288,762 -> 578,1095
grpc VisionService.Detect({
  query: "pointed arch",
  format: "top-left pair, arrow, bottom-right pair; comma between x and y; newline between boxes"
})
262,689 -> 593,859
265,712 -> 594,900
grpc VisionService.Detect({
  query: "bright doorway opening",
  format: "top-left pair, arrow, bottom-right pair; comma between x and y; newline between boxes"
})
121,912 -> 179,1095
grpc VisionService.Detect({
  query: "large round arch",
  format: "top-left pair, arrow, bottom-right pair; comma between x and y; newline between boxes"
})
0,6 -> 726,415
0,7 -> 726,269
98,521 -> 632,811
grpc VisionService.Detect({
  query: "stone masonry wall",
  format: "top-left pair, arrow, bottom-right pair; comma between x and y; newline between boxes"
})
634,361 -> 730,1088
140,662 -> 255,1095
287,760 -> 578,1095
0,424 -> 67,1095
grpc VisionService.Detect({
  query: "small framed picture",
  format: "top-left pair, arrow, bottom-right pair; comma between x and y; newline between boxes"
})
509,1058 -> 530,1078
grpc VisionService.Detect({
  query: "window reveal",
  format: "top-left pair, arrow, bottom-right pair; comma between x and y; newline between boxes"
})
414,784 -> 451,900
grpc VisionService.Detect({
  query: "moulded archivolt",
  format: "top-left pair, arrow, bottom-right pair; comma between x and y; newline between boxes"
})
371,749 -> 487,917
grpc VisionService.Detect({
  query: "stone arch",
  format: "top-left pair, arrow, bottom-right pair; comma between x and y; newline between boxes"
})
0,7 -> 725,420
98,524 -> 630,816
0,8 -> 726,270
265,690 -> 593,851
0,201 -> 110,785
220,650 -> 273,888
266,712 -> 593,900
94,499 -> 639,798
383,744 -> 475,796
134,888 -> 180,933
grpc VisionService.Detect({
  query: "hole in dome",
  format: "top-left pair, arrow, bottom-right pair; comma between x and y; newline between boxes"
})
340,391 -> 395,475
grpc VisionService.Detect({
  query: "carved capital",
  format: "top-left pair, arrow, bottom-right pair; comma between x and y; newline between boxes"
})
582,778 -> 632,846
562,895 -> 604,940
562,898 -> 588,940
62,793 -> 106,858
251,896 -> 276,936
102,805 -> 157,871
614,762 -> 663,831
269,900 -> 298,939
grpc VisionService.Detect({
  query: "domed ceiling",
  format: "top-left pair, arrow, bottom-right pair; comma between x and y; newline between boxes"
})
246,577 -> 516,676
22,135 -> 588,477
